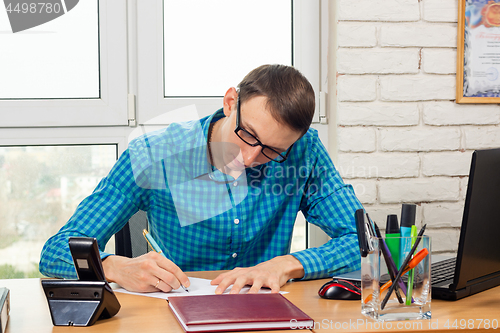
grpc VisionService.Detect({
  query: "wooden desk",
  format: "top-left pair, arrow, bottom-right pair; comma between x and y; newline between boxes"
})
1,272 -> 499,333
285,276 -> 500,333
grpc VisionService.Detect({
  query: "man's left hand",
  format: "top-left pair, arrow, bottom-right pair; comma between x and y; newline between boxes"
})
210,255 -> 305,294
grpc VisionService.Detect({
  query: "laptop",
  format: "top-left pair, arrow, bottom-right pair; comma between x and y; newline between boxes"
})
334,148 -> 500,301
431,148 -> 500,300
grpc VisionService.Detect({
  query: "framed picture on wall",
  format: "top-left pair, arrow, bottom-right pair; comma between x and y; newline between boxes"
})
457,0 -> 500,103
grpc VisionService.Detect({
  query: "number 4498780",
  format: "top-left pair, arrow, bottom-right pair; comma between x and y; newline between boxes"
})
444,319 -> 498,330
5,2 -> 62,14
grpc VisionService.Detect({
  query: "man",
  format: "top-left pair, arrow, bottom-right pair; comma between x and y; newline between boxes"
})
40,64 -> 362,294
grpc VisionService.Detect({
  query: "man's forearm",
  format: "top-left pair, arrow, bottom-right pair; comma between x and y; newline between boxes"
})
292,233 -> 360,280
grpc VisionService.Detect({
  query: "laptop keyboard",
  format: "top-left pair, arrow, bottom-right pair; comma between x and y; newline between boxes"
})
337,278 -> 362,289
431,257 -> 456,285
380,257 -> 457,286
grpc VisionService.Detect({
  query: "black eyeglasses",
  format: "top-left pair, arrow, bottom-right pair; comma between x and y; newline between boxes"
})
234,98 -> 293,163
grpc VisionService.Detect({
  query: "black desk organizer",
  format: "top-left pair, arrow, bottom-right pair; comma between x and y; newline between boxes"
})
41,237 -> 121,326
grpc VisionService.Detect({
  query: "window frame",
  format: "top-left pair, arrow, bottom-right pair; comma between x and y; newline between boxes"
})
0,0 -> 129,128
135,0 -> 322,126
0,127 -> 128,155
0,0 -> 329,257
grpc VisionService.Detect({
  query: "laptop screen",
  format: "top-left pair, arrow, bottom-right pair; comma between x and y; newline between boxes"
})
455,148 -> 500,290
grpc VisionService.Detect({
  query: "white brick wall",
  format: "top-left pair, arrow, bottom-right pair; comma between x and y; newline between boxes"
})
338,102 -> 419,126
422,49 -> 457,74
459,178 -> 468,201
338,127 -> 376,152
379,75 -> 456,101
425,229 -> 460,252
337,75 -> 377,102
338,23 -> 377,48
423,202 -> 465,228
422,0 -> 458,23
421,151 -> 472,176
337,48 -> 419,74
423,102 -> 500,125
380,24 -> 456,48
464,127 -> 500,149
378,178 -> 460,203
338,153 -> 420,178
379,127 -> 461,151
335,0 -> 500,253
345,179 -> 377,205
338,0 -> 420,22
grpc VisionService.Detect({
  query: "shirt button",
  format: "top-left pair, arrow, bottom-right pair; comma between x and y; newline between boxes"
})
232,253 -> 238,258
234,219 -> 240,225
233,181 -> 238,187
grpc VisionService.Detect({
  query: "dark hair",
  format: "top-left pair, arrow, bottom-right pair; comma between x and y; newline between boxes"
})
237,64 -> 315,135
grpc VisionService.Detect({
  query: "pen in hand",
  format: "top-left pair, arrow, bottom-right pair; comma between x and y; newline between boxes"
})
142,229 -> 189,292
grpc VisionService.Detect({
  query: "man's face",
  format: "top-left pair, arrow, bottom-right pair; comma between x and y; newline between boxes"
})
217,95 -> 302,174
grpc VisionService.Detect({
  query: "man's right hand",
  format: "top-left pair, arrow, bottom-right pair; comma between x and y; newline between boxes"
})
101,252 -> 190,293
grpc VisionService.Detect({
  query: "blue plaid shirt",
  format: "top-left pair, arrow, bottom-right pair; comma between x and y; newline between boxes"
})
40,109 -> 362,280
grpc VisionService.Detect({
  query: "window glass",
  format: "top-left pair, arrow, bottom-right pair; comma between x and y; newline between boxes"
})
0,145 -> 116,278
0,0 -> 99,99
291,213 -> 306,252
163,0 -> 292,97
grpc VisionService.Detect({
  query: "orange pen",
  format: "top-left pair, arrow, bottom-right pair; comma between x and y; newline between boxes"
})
363,248 -> 429,303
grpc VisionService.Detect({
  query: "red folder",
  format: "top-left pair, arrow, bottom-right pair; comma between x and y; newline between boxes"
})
168,293 -> 314,332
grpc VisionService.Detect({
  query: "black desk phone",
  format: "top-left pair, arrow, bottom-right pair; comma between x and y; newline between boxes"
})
41,237 -> 121,326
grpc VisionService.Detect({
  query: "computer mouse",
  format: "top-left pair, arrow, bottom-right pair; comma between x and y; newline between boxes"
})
318,279 -> 361,300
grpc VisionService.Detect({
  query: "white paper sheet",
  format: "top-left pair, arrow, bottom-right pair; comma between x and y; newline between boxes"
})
114,277 -> 285,300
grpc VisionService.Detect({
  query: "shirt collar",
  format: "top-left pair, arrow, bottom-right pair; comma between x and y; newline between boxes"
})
190,108 -> 226,179
190,108 -> 266,181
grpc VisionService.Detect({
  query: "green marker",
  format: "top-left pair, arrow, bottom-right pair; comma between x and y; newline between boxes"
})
385,215 -> 400,269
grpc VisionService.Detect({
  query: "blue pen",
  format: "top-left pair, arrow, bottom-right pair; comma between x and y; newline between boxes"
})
405,225 -> 418,305
143,229 -> 189,292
